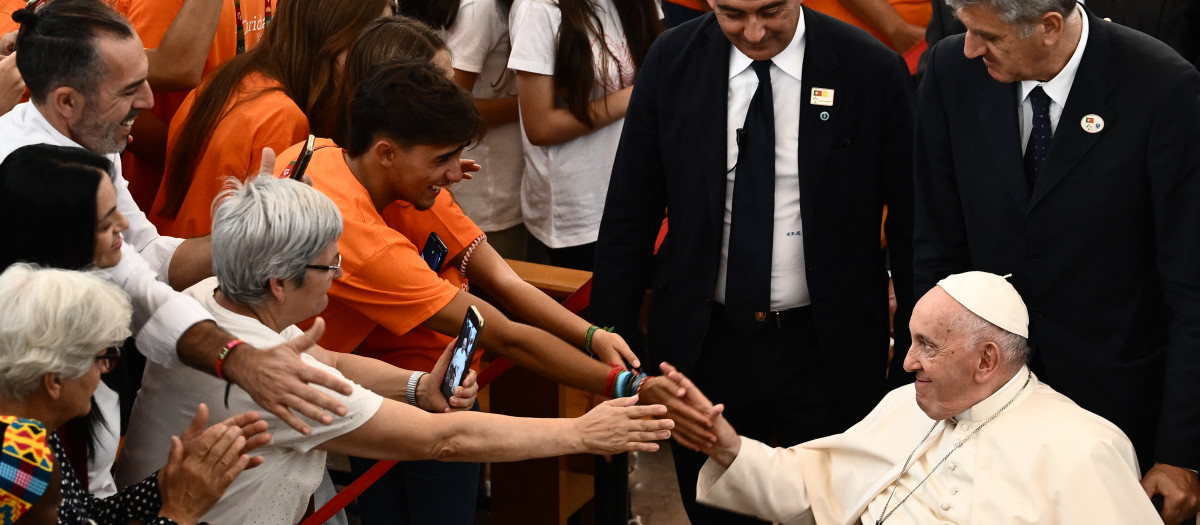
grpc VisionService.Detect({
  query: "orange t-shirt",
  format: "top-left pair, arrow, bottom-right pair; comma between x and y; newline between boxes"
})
803,0 -> 931,51
0,0 -> 25,35
275,139 -> 485,373
152,71 -> 307,237
113,0 -> 247,210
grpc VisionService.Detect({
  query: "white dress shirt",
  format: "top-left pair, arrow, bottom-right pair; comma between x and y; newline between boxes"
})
0,102 -> 213,368
1019,5 -> 1089,153
714,19 -> 811,311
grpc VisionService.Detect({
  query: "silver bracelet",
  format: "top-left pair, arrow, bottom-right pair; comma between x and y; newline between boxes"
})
406,371 -> 427,407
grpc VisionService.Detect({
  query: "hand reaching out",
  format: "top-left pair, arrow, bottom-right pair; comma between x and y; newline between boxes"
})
589,328 -> 641,369
658,362 -> 741,467
638,367 -> 721,450
459,158 -> 481,180
574,396 -> 673,455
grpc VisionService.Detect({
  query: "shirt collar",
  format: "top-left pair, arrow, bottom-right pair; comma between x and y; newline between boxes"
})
22,102 -> 86,150
1019,4 -> 1089,106
727,11 -> 806,81
952,365 -> 1032,424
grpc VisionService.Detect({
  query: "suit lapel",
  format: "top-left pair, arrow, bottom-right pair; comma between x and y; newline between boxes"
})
1031,13 -> 1115,208
974,79 -> 1028,210
700,18 -> 734,236
797,8 -> 839,215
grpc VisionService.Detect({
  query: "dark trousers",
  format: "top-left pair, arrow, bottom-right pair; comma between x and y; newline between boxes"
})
348,456 -> 480,525
672,305 -> 849,524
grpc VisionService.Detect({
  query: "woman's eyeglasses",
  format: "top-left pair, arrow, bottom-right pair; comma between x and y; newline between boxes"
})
95,346 -> 121,373
306,254 -> 342,273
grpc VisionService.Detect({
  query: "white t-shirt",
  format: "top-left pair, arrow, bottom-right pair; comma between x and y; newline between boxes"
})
507,0 -> 635,248
115,277 -> 383,525
442,0 -> 525,232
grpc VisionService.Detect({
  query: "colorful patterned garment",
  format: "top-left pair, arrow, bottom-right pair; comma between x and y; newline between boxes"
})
0,416 -> 54,525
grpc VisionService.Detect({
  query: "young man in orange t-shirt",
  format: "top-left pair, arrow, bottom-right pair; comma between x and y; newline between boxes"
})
274,60 -> 709,525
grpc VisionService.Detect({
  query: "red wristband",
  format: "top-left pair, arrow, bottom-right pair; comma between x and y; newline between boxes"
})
604,364 -> 623,397
215,339 -> 244,380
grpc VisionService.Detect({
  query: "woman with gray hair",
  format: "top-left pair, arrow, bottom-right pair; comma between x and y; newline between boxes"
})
118,175 -> 674,525
0,264 -> 264,525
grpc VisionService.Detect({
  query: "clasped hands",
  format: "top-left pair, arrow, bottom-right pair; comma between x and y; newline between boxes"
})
637,362 -> 742,467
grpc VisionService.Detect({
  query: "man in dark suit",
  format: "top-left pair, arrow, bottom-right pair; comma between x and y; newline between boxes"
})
923,0 -> 1198,67
915,0 -> 1200,522
591,0 -> 915,521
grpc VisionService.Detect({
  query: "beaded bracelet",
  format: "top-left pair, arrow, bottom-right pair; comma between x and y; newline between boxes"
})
459,234 -> 487,284
636,375 -> 652,395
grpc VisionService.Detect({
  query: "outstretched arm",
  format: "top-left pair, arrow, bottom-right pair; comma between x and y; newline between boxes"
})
421,290 -> 619,394
464,240 -> 640,368
319,395 -> 672,462
309,342 -> 478,413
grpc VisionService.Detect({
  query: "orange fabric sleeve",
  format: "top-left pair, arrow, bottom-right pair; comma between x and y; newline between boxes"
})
363,192 -> 486,371
152,73 -> 308,237
275,140 -> 465,371
0,0 -> 26,34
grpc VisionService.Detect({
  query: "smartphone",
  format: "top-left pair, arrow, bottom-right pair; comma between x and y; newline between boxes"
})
422,232 -> 449,271
285,134 -> 316,180
442,305 -> 484,399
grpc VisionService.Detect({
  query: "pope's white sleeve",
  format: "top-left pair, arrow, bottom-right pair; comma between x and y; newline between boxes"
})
696,436 -> 816,524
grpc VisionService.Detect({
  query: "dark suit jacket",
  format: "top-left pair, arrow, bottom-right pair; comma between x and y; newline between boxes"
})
915,11 -> 1200,470
924,0 -> 1198,67
592,8 -> 916,421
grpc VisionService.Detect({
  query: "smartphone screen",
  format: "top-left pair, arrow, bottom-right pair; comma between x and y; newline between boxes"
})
442,305 -> 483,399
422,232 -> 449,271
287,135 -> 316,180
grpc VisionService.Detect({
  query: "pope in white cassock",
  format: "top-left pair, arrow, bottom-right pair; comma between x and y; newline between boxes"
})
660,271 -> 1160,524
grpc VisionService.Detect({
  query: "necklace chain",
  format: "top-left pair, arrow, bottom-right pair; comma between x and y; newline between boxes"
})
875,370 -> 1032,525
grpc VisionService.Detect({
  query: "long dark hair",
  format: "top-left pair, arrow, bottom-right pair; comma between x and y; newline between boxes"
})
334,16 -> 446,146
160,0 -> 392,218
0,144 -> 108,270
0,144 -> 112,458
554,0 -> 660,127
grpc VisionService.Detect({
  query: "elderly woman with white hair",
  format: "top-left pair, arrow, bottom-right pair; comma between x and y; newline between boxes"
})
117,175 -> 674,525
0,264 -> 263,525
